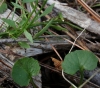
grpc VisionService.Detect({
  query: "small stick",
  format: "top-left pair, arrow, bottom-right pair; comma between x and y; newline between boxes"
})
77,0 -> 100,22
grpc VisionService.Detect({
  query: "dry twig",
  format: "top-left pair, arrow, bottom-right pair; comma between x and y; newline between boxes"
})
77,0 -> 100,22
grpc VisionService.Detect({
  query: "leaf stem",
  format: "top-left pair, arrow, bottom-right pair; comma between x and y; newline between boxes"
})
79,68 -> 100,88
79,68 -> 84,85
30,77 -> 38,88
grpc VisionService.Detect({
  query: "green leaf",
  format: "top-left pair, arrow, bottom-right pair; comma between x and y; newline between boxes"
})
39,4 -> 54,17
24,30 -> 33,43
22,0 -> 36,3
33,19 -> 53,39
0,3 -> 7,14
62,50 -> 98,75
2,18 -> 16,28
18,17 -> 27,27
12,57 -> 40,86
51,25 -> 67,31
92,4 -> 100,7
66,22 -> 83,30
18,42 -> 30,48
11,2 -> 23,9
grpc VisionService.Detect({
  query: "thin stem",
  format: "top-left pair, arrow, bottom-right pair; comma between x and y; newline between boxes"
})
30,77 -> 38,88
22,1 -> 38,30
79,69 -> 100,88
79,69 -> 84,85
25,0 -> 47,29
68,27 -> 86,53
12,0 -> 18,20
62,70 -> 77,88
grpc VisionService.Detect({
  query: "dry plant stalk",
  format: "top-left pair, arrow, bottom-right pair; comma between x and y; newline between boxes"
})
77,0 -> 100,22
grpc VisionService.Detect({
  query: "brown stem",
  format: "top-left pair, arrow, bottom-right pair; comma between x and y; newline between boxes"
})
77,0 -> 100,22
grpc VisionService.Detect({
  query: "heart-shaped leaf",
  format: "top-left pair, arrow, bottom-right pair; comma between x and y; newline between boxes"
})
62,50 -> 98,75
12,57 -> 40,86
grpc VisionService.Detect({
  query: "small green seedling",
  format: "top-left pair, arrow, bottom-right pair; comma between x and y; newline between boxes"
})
12,57 -> 40,87
62,50 -> 98,87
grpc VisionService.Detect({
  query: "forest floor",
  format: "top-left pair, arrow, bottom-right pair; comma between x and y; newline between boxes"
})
0,0 -> 100,88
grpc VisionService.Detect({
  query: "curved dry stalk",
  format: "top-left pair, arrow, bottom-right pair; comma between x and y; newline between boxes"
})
62,70 -> 78,88
69,27 -> 86,53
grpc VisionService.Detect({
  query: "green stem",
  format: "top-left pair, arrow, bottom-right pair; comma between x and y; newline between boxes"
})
12,0 -> 18,20
65,22 -> 83,30
30,77 -> 38,88
79,69 -> 100,88
22,1 -> 38,30
25,0 -> 47,29
79,68 -> 84,86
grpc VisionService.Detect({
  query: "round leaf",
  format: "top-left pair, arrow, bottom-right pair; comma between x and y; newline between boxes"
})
12,57 -> 40,86
62,50 -> 98,75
